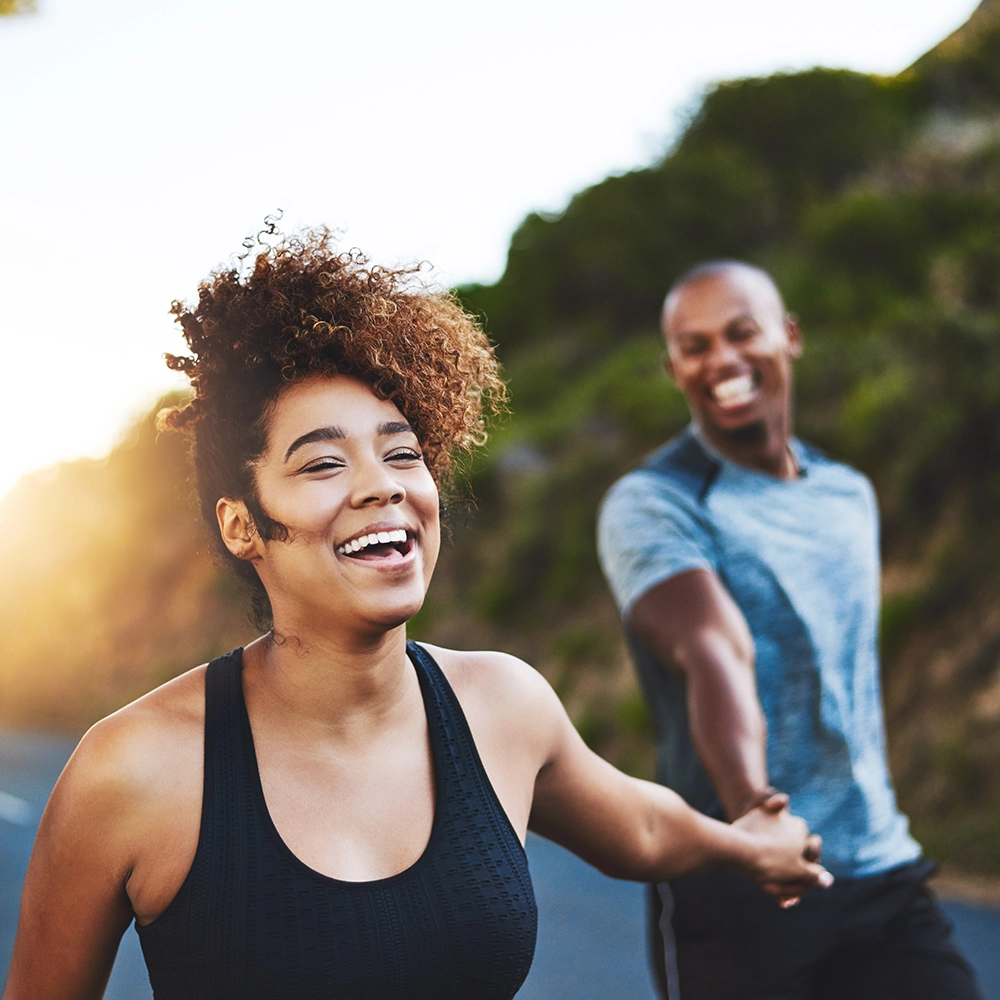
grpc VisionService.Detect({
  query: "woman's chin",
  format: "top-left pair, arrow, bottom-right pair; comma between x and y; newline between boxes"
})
365,596 -> 426,632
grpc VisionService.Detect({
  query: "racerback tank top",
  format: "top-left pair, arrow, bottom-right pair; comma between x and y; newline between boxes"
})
136,642 -> 537,999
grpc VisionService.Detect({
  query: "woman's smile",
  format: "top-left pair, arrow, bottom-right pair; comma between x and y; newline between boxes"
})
336,523 -> 415,562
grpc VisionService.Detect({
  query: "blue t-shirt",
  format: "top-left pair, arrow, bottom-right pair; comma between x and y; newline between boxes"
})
597,426 -> 920,878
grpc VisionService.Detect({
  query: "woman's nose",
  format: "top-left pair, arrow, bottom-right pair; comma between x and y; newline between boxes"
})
351,460 -> 405,507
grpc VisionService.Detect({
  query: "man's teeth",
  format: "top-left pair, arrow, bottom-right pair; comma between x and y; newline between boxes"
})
337,529 -> 408,555
713,375 -> 755,402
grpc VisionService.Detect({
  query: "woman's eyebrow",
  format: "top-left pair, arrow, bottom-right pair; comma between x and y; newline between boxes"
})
283,421 -> 413,462
284,426 -> 346,462
379,421 -> 414,437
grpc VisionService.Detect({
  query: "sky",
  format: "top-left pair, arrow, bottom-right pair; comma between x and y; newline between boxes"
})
0,0 -> 982,500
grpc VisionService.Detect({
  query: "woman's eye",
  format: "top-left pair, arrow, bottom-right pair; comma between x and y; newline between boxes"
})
387,449 -> 422,463
303,459 -> 344,473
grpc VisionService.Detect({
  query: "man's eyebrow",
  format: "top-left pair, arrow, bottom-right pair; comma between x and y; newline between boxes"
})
284,426 -> 346,462
725,313 -> 759,331
671,329 -> 710,345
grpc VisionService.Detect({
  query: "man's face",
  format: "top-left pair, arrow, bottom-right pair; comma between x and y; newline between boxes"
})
663,269 -> 802,441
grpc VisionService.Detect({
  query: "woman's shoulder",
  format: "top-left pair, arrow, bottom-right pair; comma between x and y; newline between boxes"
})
62,663 -> 208,806
32,663 -> 210,889
417,643 -> 552,699
415,643 -> 565,751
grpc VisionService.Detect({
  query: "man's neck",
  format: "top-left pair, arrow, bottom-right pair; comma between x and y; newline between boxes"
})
695,419 -> 799,480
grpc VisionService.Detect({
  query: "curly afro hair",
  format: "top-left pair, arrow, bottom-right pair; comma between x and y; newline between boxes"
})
159,226 -> 506,627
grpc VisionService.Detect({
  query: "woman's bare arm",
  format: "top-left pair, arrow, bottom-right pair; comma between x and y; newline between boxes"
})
3,672 -> 204,1000
522,663 -> 830,896
3,717 -> 148,1000
435,643 -> 829,897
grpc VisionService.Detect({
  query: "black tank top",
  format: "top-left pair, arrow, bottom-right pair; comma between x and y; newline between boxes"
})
136,642 -> 537,999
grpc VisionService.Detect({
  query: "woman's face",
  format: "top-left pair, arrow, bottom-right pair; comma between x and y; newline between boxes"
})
239,374 -> 441,636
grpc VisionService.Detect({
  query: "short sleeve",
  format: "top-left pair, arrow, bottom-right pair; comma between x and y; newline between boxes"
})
597,471 -> 716,617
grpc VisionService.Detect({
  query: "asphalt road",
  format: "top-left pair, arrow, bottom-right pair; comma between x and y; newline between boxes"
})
2,728 -> 998,999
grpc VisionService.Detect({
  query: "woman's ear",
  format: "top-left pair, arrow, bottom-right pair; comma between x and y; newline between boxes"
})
216,497 -> 261,560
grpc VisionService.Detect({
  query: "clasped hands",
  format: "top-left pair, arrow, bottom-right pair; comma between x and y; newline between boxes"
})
733,789 -> 833,908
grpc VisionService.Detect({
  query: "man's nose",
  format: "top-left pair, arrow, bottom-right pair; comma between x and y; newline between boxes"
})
706,337 -> 744,371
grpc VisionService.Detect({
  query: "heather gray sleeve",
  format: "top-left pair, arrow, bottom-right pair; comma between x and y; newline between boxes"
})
597,471 -> 716,617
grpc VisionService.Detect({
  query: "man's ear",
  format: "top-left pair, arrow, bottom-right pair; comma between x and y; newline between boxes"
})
662,349 -> 676,383
785,314 -> 804,359
216,497 -> 261,560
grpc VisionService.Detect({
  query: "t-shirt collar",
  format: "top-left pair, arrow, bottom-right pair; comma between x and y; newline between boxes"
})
687,422 -> 809,479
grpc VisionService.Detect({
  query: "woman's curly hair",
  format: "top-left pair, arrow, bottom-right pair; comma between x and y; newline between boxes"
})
159,225 -> 506,627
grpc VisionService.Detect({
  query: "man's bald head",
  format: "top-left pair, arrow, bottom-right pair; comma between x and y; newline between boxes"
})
662,261 -> 787,336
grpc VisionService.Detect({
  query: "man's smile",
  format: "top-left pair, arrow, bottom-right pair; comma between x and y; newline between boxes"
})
709,372 -> 760,410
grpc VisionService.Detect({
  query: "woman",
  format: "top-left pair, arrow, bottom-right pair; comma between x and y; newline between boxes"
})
3,229 -> 829,1000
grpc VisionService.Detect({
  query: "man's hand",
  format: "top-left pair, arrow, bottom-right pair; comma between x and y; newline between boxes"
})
733,800 -> 832,907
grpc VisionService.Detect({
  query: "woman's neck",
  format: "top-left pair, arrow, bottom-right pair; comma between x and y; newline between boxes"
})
241,624 -> 416,739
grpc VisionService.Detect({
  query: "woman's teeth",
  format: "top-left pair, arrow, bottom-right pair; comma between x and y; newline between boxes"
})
337,529 -> 408,555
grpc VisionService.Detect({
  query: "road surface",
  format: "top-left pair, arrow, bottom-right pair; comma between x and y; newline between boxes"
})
2,728 -> 998,999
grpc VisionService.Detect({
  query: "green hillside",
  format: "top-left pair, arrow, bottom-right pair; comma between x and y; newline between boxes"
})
2,1 -> 1000,874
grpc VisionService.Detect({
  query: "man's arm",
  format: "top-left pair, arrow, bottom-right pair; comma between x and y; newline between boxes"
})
629,566 -> 773,822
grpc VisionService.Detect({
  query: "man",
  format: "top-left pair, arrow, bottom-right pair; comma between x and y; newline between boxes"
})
597,261 -> 980,999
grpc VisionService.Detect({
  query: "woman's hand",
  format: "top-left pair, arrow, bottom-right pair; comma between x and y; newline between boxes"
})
733,799 -> 833,906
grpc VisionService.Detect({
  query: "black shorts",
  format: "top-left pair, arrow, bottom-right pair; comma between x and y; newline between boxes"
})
648,859 -> 982,1000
